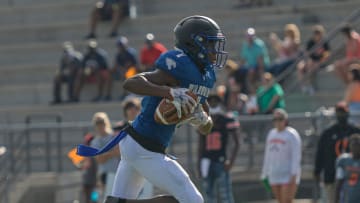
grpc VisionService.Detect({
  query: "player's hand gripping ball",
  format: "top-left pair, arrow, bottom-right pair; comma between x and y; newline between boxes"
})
154,89 -> 198,125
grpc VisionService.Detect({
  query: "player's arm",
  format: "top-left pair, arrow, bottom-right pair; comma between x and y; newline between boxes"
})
123,69 -> 179,99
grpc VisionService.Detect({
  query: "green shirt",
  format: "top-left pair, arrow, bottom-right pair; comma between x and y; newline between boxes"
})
256,83 -> 285,113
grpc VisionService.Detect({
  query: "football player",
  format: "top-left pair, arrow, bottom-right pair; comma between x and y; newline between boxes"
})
105,15 -> 228,203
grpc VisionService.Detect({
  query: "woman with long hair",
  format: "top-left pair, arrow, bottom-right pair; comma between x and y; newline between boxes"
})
91,112 -> 120,201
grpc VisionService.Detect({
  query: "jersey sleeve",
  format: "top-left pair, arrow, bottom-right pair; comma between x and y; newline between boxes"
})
155,51 -> 190,81
289,129 -> 302,176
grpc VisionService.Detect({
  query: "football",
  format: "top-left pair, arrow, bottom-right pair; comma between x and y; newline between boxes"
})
154,91 -> 198,125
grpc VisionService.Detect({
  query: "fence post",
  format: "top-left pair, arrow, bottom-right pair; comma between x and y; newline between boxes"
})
45,129 -> 51,172
186,125 -> 195,177
56,116 -> 62,173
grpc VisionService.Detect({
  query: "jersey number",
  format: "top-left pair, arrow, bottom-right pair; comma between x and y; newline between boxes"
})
349,172 -> 359,186
206,132 -> 222,150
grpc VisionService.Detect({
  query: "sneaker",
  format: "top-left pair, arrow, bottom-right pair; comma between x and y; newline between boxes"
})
85,33 -> 96,39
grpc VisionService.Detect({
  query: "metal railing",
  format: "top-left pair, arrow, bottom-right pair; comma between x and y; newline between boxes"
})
1,109 -> 359,202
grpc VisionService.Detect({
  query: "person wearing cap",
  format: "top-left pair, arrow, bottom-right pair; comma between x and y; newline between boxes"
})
140,33 -> 167,72
261,108 -> 301,203
109,36 -> 138,100
239,27 -> 270,94
297,25 -> 330,95
197,94 -> 240,203
52,41 -> 83,104
314,102 -> 360,203
74,40 -> 112,102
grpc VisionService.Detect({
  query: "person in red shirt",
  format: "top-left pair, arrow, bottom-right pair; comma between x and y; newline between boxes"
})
140,33 -> 167,72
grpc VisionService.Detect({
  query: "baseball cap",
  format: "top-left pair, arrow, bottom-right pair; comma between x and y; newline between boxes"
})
116,36 -> 128,47
246,27 -> 256,37
145,33 -> 155,42
88,39 -> 98,48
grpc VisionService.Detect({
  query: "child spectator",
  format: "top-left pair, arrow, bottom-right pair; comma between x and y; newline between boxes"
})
51,42 -> 83,104
297,25 -> 330,95
74,40 -> 112,102
139,33 -> 167,72
85,0 -> 129,39
335,133 -> 360,203
334,24 -> 360,84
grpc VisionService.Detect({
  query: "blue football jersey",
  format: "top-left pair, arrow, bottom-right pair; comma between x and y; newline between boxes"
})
132,49 -> 216,147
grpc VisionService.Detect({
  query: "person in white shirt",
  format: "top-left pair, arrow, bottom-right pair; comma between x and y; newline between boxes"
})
261,108 -> 302,203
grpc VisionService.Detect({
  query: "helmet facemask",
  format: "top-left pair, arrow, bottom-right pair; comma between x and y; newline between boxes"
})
192,33 -> 228,70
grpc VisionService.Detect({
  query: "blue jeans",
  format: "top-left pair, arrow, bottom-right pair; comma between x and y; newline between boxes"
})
201,161 -> 235,203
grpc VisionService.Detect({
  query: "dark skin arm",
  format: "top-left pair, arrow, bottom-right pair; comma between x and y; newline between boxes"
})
95,145 -> 120,164
197,133 -> 206,178
225,128 -> 240,171
335,179 -> 344,203
123,69 -> 179,99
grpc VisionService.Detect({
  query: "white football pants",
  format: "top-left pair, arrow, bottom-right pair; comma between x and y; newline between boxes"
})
111,134 -> 203,203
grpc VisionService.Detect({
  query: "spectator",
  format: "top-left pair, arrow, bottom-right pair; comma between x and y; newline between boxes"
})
197,94 -> 240,203
314,102 -> 360,203
239,27 -> 271,94
85,0 -> 129,39
335,133 -> 360,203
256,72 -> 285,114
52,42 -> 83,104
139,33 -> 167,72
110,36 -> 138,99
74,40 -> 112,102
268,24 -> 301,77
261,109 -> 302,203
91,112 -> 120,201
334,24 -> 360,84
344,63 -> 360,126
297,25 -> 330,95
81,133 -> 98,203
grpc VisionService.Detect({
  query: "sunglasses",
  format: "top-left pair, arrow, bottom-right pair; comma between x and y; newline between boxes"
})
272,117 -> 285,122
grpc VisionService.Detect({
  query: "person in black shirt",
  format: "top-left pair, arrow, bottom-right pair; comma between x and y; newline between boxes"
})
197,94 -> 240,203
314,102 -> 360,203
52,42 -> 83,104
74,40 -> 112,102
297,25 -> 330,95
